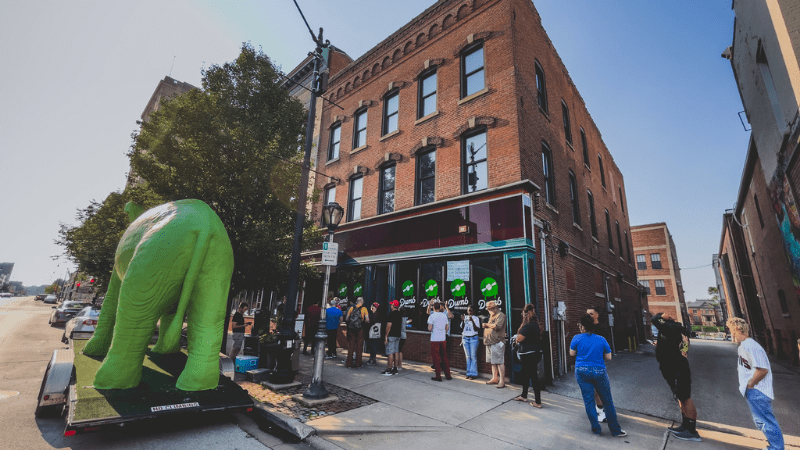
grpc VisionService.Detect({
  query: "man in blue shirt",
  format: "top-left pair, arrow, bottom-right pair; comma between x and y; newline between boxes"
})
325,298 -> 343,358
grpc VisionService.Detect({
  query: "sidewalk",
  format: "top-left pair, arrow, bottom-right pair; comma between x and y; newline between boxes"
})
243,351 -> 799,450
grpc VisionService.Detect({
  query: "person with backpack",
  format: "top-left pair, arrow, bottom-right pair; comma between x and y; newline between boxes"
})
345,297 -> 370,368
652,312 -> 701,442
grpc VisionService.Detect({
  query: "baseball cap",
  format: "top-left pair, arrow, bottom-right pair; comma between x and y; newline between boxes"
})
390,300 -> 400,308
372,302 -> 380,308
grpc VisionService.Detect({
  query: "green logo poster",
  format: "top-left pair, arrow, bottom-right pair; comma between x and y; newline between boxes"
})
338,284 -> 348,297
401,280 -> 414,297
480,277 -> 498,297
450,279 -> 466,297
353,283 -> 363,296
424,280 -> 438,298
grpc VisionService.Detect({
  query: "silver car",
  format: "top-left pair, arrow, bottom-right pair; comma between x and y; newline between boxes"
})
49,301 -> 88,326
62,306 -> 100,342
43,294 -> 57,304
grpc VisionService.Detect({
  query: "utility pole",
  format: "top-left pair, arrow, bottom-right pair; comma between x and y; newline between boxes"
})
270,26 -> 330,384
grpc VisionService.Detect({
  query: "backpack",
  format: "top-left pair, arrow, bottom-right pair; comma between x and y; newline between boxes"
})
347,306 -> 364,330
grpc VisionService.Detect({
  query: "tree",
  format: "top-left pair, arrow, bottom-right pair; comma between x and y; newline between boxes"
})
707,286 -> 719,302
129,43 -> 321,296
56,185 -> 164,292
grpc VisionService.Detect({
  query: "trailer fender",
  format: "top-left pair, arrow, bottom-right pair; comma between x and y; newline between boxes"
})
35,348 -> 74,417
219,353 -> 234,381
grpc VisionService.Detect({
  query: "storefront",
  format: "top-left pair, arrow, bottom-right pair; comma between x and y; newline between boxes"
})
305,185 -> 546,379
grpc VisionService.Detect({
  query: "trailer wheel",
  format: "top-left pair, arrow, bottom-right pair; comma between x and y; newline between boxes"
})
35,361 -> 65,418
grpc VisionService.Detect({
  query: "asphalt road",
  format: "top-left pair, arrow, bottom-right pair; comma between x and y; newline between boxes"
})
0,296 -> 310,450
548,338 -> 800,436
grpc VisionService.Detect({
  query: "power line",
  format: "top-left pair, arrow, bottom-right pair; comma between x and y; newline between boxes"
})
681,263 -> 713,270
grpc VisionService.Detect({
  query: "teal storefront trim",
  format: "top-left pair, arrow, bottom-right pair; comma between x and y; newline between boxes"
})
338,238 -> 535,267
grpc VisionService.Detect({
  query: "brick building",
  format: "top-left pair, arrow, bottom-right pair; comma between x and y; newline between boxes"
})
686,300 -> 723,327
631,223 -> 688,326
303,0 -> 642,381
715,0 -> 800,364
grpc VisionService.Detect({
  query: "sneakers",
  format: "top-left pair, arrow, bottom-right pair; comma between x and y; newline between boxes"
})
381,367 -> 397,376
366,359 -> 376,365
596,406 -> 607,423
668,424 -> 686,434
614,431 -> 627,437
673,430 -> 702,442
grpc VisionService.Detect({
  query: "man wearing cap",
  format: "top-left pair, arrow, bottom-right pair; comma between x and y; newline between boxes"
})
382,300 -> 402,375
483,300 -> 507,388
366,302 -> 383,365
428,302 -> 452,381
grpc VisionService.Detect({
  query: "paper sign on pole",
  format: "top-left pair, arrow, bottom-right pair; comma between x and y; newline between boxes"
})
321,242 -> 339,266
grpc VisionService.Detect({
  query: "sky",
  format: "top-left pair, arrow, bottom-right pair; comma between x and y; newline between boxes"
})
0,0 -> 747,302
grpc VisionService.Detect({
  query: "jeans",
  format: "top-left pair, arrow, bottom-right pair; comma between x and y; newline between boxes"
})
367,338 -> 380,362
430,341 -> 451,378
346,328 -> 364,367
746,389 -> 784,449
326,329 -> 338,356
462,335 -> 479,376
575,366 -> 622,435
520,351 -> 542,404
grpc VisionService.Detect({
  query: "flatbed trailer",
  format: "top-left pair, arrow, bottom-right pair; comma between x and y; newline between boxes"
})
36,338 -> 253,436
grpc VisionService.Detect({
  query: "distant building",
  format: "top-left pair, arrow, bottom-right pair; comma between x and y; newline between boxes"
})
631,223 -> 689,325
717,0 -> 800,364
686,300 -> 723,327
0,262 -> 13,291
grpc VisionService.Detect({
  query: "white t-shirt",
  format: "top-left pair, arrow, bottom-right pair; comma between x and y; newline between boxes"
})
737,338 -> 774,399
462,315 -> 479,337
428,311 -> 449,342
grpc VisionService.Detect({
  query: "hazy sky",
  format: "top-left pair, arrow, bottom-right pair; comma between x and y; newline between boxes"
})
0,1 -> 746,302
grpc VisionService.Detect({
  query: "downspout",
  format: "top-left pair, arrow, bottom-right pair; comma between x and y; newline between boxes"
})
540,230 -> 554,380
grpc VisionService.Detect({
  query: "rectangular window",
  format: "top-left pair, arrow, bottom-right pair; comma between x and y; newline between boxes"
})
581,128 -> 589,167
598,154 -> 606,187
353,109 -> 368,148
417,149 -> 436,205
639,280 -> 650,295
625,231 -> 631,261
618,186 -> 625,213
605,209 -> 613,250
379,165 -> 395,214
569,170 -> 580,225
383,91 -> 399,135
418,71 -> 437,118
328,124 -> 341,160
562,101 -> 572,146
588,190 -> 598,238
754,194 -> 765,228
542,143 -> 555,205
463,129 -> 488,193
654,279 -> 666,295
324,186 -> 336,205
535,62 -> 548,113
461,44 -> 484,98
348,176 -> 363,221
650,253 -> 662,270
636,254 -> 646,270
616,221 -> 623,258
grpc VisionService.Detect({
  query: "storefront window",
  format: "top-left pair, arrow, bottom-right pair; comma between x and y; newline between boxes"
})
332,267 -> 366,312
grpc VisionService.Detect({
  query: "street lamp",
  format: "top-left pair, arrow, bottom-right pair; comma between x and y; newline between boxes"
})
304,201 -> 344,399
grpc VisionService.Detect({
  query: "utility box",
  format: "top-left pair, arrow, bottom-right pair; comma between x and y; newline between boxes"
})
235,355 -> 259,373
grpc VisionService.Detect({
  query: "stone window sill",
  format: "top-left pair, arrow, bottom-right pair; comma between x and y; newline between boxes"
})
350,145 -> 369,155
458,87 -> 489,105
573,223 -> 583,231
379,130 -> 400,142
545,203 -> 559,214
325,157 -> 340,166
415,110 -> 440,125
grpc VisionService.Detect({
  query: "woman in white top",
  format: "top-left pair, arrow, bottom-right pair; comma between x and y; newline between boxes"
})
461,306 -> 480,379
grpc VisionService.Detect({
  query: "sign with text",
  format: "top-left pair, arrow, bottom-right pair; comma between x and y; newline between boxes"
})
321,242 -> 338,265
446,260 -> 470,281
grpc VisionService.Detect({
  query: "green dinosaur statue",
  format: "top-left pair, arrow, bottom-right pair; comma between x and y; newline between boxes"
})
83,199 -> 234,391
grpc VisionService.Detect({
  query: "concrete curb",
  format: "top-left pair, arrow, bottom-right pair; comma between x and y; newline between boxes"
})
306,435 -> 345,450
251,398 -> 316,441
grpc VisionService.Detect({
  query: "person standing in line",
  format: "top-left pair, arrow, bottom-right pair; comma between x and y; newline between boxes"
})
461,306 -> 480,380
428,302 -> 451,381
652,312 -> 701,442
728,317 -> 784,450
325,298 -> 343,359
570,314 -> 626,437
302,302 -> 322,355
229,302 -> 248,359
514,304 -> 542,408
587,307 -> 608,422
366,303 -> 383,365
344,297 -> 369,368
482,300 -> 507,388
397,305 -> 408,371
427,300 -> 453,368
382,300 -> 402,376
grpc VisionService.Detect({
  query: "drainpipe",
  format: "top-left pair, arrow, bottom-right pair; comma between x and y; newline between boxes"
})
540,231 -> 554,380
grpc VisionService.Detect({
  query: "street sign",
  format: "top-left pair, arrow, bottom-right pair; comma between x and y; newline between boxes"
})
321,242 -> 338,266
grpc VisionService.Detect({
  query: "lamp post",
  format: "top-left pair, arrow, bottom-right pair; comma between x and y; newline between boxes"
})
304,202 -> 344,399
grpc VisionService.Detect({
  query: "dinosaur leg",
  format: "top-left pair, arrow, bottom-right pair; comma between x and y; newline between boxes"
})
83,270 -> 122,356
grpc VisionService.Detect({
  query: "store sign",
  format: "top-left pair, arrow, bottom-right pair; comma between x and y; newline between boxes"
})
480,277 -> 498,297
321,242 -> 338,265
401,280 -> 414,297
400,280 -> 416,310
447,297 -> 470,310
447,260 -> 470,281
450,279 -> 466,296
338,284 -> 348,297
353,283 -> 363,296
424,280 -> 438,298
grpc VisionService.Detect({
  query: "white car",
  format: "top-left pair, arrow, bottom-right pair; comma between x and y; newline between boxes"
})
62,306 -> 100,343
43,294 -> 57,304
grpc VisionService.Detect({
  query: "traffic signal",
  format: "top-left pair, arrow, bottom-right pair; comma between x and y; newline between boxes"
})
76,282 -> 81,288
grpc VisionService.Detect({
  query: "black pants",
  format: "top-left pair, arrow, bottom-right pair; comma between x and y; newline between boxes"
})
326,329 -> 338,356
520,351 -> 542,404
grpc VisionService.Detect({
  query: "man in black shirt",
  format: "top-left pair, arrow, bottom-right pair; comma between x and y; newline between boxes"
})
382,300 -> 402,376
230,302 -> 248,359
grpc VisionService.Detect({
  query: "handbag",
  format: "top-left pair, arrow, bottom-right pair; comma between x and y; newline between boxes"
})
368,322 -> 381,339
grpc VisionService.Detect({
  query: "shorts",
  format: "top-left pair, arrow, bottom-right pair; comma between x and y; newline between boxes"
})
232,332 -> 245,349
398,338 -> 406,352
386,336 -> 400,355
486,341 -> 505,365
660,357 -> 692,401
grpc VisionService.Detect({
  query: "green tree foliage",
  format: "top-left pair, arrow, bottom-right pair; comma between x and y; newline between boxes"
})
56,185 -> 164,292
129,43 -> 321,295
707,286 -> 719,302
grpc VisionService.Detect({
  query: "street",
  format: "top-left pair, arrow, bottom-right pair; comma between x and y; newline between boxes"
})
0,296 -> 311,450
548,338 -> 800,437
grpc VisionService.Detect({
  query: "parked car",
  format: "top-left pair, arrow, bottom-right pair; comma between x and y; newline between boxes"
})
0,293 -> 12,298
62,306 -> 101,342
49,301 -> 89,326
34,294 -> 47,301
43,294 -> 57,304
